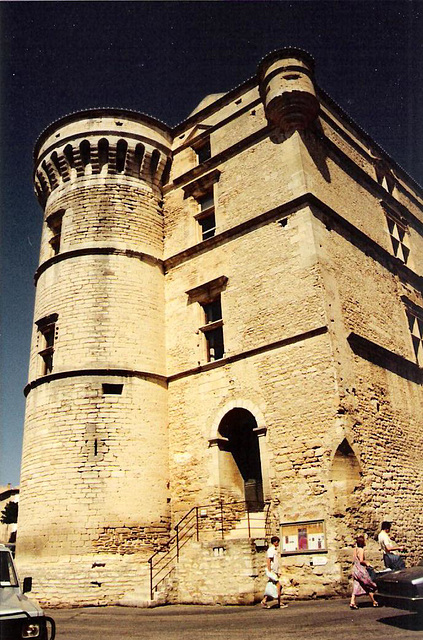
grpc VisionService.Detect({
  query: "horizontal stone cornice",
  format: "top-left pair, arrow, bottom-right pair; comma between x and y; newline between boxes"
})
34,247 -> 163,284
307,194 -> 423,293
167,325 -> 329,383
24,368 -> 167,397
164,192 -> 423,294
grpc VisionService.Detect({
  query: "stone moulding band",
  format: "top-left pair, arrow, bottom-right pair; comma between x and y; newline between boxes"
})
24,326 -> 328,397
34,247 -> 163,283
24,368 -> 168,397
167,325 -> 329,383
163,192 -> 423,292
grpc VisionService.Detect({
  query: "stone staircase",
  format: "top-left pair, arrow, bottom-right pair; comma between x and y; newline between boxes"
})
226,510 -> 267,539
120,501 -> 270,606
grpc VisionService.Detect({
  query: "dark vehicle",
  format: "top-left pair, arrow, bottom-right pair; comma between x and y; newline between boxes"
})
0,544 -> 55,639
375,565 -> 423,615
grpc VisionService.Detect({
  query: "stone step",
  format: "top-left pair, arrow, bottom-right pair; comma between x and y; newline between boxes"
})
118,588 -> 167,608
226,511 -> 267,539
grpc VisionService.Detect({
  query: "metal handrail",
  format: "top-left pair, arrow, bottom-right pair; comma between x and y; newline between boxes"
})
148,499 -> 271,600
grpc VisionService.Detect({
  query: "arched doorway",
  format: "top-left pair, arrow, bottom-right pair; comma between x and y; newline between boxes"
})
217,408 -> 264,509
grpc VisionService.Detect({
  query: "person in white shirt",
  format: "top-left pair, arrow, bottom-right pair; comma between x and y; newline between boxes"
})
261,536 -> 288,609
378,521 -> 405,571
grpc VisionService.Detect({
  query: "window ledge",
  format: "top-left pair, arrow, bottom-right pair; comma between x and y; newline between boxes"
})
200,319 -> 223,333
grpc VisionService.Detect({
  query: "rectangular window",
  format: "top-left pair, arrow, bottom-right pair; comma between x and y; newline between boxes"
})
280,520 -> 326,554
46,209 -> 65,256
196,190 -> 216,241
386,216 -> 410,265
36,314 -> 58,375
102,383 -> 124,395
200,295 -> 224,361
199,212 -> 216,241
195,138 -> 211,164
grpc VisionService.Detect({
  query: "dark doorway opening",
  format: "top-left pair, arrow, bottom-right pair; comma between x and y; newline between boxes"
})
218,408 -> 264,510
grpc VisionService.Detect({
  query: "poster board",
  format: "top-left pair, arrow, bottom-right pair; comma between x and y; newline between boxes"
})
280,520 -> 326,554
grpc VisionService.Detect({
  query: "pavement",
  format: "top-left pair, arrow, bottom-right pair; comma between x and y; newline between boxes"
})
46,599 -> 423,639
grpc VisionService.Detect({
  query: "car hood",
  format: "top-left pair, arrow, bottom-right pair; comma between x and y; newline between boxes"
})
0,587 -> 43,618
376,566 -> 423,587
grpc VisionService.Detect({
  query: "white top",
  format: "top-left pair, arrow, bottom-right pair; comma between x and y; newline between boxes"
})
267,544 -> 280,574
378,530 -> 398,555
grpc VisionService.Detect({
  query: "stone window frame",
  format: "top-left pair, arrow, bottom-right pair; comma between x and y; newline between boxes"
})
186,275 -> 227,363
46,208 -> 65,257
402,297 -> 423,367
35,313 -> 58,375
183,169 -> 220,243
200,296 -> 224,362
195,190 -> 216,241
192,136 -> 211,165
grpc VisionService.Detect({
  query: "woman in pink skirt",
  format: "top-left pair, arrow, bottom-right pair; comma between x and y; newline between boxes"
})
350,535 -> 378,609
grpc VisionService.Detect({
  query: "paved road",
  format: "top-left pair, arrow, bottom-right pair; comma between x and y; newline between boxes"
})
46,599 -> 423,639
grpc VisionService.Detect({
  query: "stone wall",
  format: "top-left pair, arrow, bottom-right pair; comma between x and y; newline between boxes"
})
18,50 -> 423,606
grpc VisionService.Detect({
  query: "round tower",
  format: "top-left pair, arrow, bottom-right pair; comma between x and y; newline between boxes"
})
258,48 -> 319,133
18,110 -> 172,605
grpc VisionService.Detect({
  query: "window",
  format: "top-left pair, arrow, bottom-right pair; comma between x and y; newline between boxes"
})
46,209 -> 65,256
35,314 -> 58,375
200,295 -> 224,361
406,309 -> 423,366
386,216 -> 410,265
102,383 -> 124,395
196,190 -> 216,240
182,168 -> 221,241
194,138 -> 211,164
186,276 -> 228,364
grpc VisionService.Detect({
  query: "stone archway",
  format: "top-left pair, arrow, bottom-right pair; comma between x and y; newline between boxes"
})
329,438 -> 362,517
217,408 -> 264,509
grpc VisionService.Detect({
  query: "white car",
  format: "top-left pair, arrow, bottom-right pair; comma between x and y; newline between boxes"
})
0,544 -> 55,639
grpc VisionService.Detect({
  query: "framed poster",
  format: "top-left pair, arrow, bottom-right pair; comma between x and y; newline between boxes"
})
280,520 -> 326,554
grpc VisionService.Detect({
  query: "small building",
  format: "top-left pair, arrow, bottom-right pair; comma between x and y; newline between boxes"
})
17,48 -> 423,606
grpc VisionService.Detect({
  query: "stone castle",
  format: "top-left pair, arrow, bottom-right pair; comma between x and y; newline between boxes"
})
17,48 -> 423,606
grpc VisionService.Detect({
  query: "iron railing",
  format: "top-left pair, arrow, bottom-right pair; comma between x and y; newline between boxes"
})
148,500 -> 271,600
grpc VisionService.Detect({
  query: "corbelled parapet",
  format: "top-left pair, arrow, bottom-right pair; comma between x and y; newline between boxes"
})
33,109 -> 172,207
258,48 -> 319,133
19,108 -> 174,605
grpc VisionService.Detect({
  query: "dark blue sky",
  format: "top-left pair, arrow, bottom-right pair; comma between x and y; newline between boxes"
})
1,1 -> 422,485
